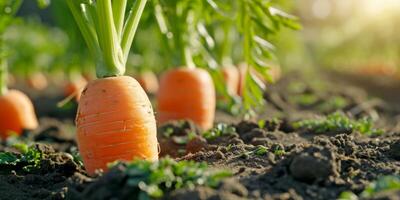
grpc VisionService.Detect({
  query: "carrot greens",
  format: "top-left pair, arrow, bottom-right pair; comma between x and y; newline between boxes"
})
66,0 -> 148,78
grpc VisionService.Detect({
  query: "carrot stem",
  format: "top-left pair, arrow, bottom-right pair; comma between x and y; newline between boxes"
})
121,0 -> 148,64
67,0 -> 148,78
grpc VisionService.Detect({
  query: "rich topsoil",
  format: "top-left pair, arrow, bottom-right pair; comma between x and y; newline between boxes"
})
1,71 -> 400,200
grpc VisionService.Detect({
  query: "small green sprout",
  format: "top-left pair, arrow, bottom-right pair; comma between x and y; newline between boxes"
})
361,175 -> 400,198
338,191 -> 358,200
273,146 -> 286,156
0,143 -> 42,172
162,127 -> 174,138
294,94 -> 319,106
293,112 -> 384,136
317,96 -> 349,112
339,175 -> 400,199
203,123 -> 236,140
254,145 -> 269,156
123,158 -> 232,199
70,147 -> 84,166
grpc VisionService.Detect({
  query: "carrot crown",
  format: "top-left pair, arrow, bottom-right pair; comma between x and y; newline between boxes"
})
66,0 -> 147,78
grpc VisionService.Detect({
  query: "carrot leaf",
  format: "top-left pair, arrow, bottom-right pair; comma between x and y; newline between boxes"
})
66,0 -> 148,78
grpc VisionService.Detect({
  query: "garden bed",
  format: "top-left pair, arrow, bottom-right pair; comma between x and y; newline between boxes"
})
1,72 -> 400,200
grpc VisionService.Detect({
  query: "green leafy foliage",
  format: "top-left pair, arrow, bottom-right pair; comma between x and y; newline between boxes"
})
339,176 -> 400,200
0,143 -> 42,172
254,145 -> 268,156
66,0 -> 148,77
4,20 -> 67,76
361,176 -> 400,198
0,0 -> 22,34
293,112 -> 384,136
123,157 -> 232,198
202,123 -> 236,140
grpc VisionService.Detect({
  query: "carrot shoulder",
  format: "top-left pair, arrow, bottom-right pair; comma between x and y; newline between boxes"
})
76,76 -> 158,174
157,68 -> 216,130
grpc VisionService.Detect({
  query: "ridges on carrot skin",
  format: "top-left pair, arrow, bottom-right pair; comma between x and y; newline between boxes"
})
76,76 -> 158,175
0,90 -> 38,139
157,68 -> 216,130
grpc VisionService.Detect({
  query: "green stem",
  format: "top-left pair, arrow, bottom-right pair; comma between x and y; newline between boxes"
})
112,0 -> 127,40
0,57 -> 8,96
96,0 -> 125,78
184,47 -> 196,69
121,0 -> 148,64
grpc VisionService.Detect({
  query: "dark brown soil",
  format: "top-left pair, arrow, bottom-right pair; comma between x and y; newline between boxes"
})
1,72 -> 400,200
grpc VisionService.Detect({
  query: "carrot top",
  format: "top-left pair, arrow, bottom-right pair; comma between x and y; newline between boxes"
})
0,0 -> 23,96
67,0 -> 148,78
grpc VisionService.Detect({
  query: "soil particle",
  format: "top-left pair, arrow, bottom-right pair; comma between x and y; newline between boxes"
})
240,128 -> 267,143
186,136 -> 209,154
167,179 -> 248,200
389,140 -> 400,160
289,146 -> 339,183
236,121 -> 260,136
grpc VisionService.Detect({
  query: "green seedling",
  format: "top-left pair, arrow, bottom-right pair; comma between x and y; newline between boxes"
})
293,112 -> 384,136
0,143 -> 42,172
254,145 -> 268,156
202,123 -> 236,140
317,96 -> 349,113
122,157 -> 232,199
339,175 -> 400,200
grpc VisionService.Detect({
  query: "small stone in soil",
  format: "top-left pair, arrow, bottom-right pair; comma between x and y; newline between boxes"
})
289,148 -> 337,183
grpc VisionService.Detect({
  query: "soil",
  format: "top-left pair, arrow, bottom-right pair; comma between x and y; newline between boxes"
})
1,71 -> 400,200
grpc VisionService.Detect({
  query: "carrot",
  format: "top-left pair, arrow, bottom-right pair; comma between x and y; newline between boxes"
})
157,68 -> 216,130
0,89 -> 38,139
26,72 -> 48,91
221,66 -> 240,96
76,76 -> 158,174
64,76 -> 87,101
67,0 -> 157,174
135,71 -> 159,94
357,64 -> 397,77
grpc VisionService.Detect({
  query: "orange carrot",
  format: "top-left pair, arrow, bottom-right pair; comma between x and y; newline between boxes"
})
76,76 -> 158,174
26,72 -> 48,91
357,64 -> 397,77
0,90 -> 38,139
157,68 -> 216,130
64,77 -> 87,101
135,71 -> 159,94
68,0 -> 157,175
221,66 -> 240,96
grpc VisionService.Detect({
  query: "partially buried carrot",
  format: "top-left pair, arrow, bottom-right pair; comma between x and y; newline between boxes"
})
64,76 -> 87,101
135,71 -> 159,95
157,68 -> 216,130
26,72 -> 48,91
67,0 -> 157,174
76,76 -> 158,174
0,90 -> 38,139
